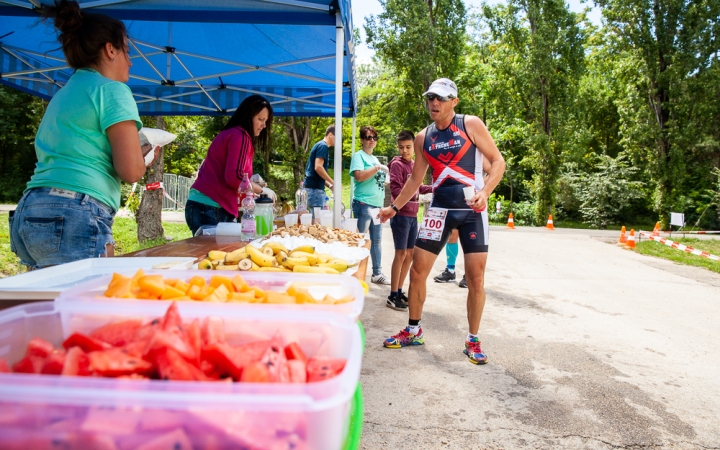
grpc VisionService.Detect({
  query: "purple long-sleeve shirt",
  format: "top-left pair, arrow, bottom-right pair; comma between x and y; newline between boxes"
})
389,156 -> 432,217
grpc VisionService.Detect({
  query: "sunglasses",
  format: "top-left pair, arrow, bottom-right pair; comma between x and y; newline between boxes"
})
363,136 -> 379,141
425,93 -> 455,102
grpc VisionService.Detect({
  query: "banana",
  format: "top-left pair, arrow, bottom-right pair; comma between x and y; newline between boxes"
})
244,244 -> 277,267
275,250 -> 289,266
225,248 -> 249,264
250,261 -> 260,271
258,267 -> 292,272
207,250 -> 227,261
292,265 -> 339,274
280,256 -> 310,269
197,259 -> 213,270
329,258 -> 354,267
215,264 -> 239,271
262,247 -> 275,256
238,259 -> 253,271
291,245 -> 315,254
316,253 -> 334,264
318,263 -> 349,272
289,251 -> 318,265
262,242 -> 289,255
210,260 -> 223,268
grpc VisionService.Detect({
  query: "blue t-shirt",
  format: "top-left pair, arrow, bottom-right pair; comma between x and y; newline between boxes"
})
27,68 -> 142,211
304,139 -> 330,189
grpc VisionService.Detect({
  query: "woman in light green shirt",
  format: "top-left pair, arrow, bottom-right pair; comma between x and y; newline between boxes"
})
10,0 -> 148,269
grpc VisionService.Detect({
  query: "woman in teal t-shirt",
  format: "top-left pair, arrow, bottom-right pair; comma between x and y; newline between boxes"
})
10,0 -> 148,269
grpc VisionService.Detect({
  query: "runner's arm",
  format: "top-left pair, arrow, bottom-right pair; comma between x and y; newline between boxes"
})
465,116 -> 505,209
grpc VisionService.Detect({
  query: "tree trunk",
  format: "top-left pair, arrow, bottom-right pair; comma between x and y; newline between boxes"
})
136,117 -> 165,243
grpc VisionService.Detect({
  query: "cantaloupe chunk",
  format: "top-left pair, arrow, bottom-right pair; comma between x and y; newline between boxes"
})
136,290 -> 160,300
131,269 -> 146,284
231,275 -> 249,293
204,284 -> 229,302
188,276 -> 206,288
160,285 -> 186,300
266,291 -> 296,304
104,273 -> 132,298
228,291 -> 254,302
250,287 -> 267,303
209,275 -> 233,292
332,295 -> 354,304
293,288 -> 316,304
187,285 -> 203,300
164,278 -> 180,287
174,280 -> 191,294
138,275 -> 165,297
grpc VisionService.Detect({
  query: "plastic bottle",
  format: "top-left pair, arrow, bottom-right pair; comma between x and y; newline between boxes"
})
323,195 -> 330,211
254,194 -> 274,237
239,173 -> 256,241
238,173 -> 252,210
295,180 -> 308,212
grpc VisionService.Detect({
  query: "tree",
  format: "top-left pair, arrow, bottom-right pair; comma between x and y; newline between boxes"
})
365,0 -> 467,131
595,0 -> 720,227
136,117 -> 165,243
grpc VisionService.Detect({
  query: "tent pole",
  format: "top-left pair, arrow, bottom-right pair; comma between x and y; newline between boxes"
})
333,12 -> 343,228
350,114 -> 356,210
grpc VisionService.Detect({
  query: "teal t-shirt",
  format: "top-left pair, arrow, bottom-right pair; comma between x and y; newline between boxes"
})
188,188 -> 221,208
350,150 -> 386,207
26,68 -> 142,211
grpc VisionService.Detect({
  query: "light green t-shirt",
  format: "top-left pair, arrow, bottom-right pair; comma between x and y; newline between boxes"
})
350,150 -> 386,207
26,68 -> 142,211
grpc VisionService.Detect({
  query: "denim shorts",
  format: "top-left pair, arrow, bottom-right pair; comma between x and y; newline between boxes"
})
306,188 -> 326,216
390,215 -> 419,250
10,187 -> 116,269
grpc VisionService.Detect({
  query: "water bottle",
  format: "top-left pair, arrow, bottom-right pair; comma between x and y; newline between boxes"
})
240,173 -> 256,241
323,195 -> 330,211
238,172 -> 252,210
295,180 -> 308,212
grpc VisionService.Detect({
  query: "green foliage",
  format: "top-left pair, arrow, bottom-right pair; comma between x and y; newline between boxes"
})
636,238 -> 720,274
112,217 -> 192,255
0,87 -> 45,202
565,154 -> 645,229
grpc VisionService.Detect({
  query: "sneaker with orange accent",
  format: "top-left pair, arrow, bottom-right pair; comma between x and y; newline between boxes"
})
383,327 -> 424,348
464,336 -> 488,364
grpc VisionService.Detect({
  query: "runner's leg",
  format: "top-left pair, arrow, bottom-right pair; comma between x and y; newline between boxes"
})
408,246 -> 439,320
463,252 -> 488,334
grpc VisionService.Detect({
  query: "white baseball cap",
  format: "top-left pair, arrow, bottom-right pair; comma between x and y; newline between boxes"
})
423,78 -> 458,98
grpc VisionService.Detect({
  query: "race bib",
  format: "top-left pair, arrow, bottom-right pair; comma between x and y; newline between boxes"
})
418,208 -> 448,241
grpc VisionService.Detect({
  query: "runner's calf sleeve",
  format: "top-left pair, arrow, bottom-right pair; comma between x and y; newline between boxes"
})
446,242 -> 458,269
409,319 -> 420,326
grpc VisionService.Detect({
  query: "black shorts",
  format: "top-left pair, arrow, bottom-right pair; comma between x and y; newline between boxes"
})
390,215 -> 418,250
415,208 -> 489,255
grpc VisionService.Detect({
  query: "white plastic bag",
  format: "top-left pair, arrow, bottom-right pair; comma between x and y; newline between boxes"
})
139,127 -> 177,166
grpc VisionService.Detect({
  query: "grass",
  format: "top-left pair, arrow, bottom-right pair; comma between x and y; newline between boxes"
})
0,212 -> 192,278
636,237 -> 720,274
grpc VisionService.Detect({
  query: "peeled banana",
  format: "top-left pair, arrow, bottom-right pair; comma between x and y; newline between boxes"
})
238,259 -> 253,271
245,244 -> 277,267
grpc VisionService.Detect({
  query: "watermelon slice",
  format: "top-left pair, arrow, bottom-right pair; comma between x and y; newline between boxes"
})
201,340 -> 269,380
306,357 -> 346,382
89,319 -> 143,346
62,332 -> 110,353
0,359 -> 9,373
143,328 -> 196,362
287,359 -> 307,383
240,361 -> 270,382
260,333 -> 288,383
40,350 -> 66,375
61,347 -> 92,376
88,348 -> 153,377
186,319 -> 201,363
161,302 -> 182,331
131,319 -> 161,344
155,347 -> 207,381
200,317 -> 225,346
284,342 -> 307,364
25,337 -> 55,358
11,355 -> 44,374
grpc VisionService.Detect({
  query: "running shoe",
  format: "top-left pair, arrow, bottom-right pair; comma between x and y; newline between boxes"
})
463,337 -> 488,364
371,273 -> 391,285
386,294 -> 408,311
433,269 -> 456,283
398,291 -> 409,307
458,275 -> 467,288
383,327 -> 424,348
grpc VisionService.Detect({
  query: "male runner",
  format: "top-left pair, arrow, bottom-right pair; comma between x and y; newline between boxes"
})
377,78 -> 505,364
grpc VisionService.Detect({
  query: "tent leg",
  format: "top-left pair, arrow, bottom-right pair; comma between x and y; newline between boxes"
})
350,114 -> 356,213
333,12 -> 343,229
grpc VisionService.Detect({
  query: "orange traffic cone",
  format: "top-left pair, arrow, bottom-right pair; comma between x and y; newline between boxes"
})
617,226 -> 627,245
545,214 -> 555,230
625,229 -> 636,249
506,213 -> 516,229
652,221 -> 661,237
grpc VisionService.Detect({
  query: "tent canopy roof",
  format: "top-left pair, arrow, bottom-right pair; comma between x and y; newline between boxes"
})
0,0 -> 357,116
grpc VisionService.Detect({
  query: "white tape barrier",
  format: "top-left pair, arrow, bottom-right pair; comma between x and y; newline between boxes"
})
640,231 -> 720,262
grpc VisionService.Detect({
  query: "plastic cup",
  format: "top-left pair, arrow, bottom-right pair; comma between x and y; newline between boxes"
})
344,218 -> 358,232
463,186 -> 475,201
284,213 -> 298,228
368,208 -> 381,225
300,214 -> 312,226
313,207 -> 321,218
320,215 -> 333,228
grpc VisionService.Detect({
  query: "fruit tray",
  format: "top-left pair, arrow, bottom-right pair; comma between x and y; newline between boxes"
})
0,301 -> 362,450
56,269 -> 365,321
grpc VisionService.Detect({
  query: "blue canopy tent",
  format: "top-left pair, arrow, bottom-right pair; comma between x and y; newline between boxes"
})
0,0 -> 357,224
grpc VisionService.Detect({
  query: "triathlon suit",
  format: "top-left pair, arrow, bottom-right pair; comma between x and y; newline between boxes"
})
415,114 -> 489,255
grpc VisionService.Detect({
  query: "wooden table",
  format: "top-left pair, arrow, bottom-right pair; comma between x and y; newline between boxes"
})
125,235 -> 369,281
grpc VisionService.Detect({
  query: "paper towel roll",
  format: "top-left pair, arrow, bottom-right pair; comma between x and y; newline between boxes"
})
215,222 -> 242,236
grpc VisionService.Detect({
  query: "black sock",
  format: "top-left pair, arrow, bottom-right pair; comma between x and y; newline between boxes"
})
397,288 -> 403,296
409,319 -> 420,326
389,291 -> 398,298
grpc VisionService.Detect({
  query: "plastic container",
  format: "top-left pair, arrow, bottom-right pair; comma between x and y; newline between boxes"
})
56,269 -> 365,321
0,301 -> 362,450
254,193 -> 274,237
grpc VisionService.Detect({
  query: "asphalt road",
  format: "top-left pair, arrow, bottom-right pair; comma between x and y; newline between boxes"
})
359,225 -> 720,449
